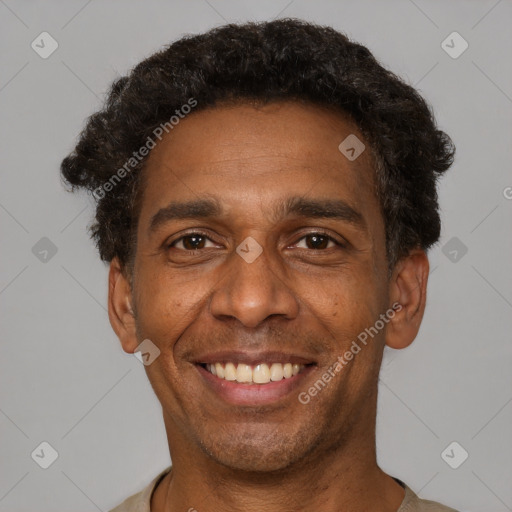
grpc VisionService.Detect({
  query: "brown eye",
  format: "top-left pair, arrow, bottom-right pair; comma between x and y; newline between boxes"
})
296,233 -> 340,250
170,233 -> 215,251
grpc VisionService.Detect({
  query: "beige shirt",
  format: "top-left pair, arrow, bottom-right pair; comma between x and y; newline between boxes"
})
108,466 -> 459,512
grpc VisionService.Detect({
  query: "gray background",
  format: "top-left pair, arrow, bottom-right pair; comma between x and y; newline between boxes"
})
1,0 -> 511,510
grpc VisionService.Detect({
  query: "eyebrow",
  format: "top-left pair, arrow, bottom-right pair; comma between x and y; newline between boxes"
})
276,196 -> 366,229
148,196 -> 366,233
149,198 -> 222,233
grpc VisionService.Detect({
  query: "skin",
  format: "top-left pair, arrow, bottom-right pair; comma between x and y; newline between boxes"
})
108,101 -> 429,512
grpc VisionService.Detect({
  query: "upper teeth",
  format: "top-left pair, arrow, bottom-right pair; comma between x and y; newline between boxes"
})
205,362 -> 304,384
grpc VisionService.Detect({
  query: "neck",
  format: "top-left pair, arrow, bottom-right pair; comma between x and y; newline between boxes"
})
152,410 -> 405,512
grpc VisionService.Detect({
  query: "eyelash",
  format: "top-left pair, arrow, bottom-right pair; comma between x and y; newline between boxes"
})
167,230 -> 345,252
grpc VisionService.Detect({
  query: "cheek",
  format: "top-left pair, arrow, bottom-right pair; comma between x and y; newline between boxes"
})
308,265 -> 383,334
133,268 -> 206,347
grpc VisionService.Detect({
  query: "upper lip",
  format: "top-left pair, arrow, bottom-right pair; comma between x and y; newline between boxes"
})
193,351 -> 316,366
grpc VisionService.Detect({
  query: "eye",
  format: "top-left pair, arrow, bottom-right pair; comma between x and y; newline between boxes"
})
168,232 -> 217,251
294,232 -> 343,250
167,230 -> 344,253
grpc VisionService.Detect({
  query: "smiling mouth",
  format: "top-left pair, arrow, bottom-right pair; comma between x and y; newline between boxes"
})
199,362 -> 309,385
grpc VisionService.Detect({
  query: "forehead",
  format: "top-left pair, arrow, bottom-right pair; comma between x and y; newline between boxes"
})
137,101 -> 379,230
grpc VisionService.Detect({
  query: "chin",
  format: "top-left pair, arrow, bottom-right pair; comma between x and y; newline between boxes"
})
198,426 -> 316,473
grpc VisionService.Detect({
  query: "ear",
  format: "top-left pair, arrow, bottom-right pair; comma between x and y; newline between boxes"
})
385,249 -> 429,350
108,257 -> 138,354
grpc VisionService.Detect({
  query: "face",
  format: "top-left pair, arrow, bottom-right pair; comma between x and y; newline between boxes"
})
120,101 -> 394,472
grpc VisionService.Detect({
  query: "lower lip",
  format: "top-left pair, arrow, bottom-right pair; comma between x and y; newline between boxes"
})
196,364 -> 315,406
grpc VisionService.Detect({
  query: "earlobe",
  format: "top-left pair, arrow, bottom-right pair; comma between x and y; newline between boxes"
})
385,249 -> 429,350
108,257 -> 138,353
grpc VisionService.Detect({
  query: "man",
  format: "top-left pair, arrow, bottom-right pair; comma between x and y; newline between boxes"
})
60,18 -> 458,512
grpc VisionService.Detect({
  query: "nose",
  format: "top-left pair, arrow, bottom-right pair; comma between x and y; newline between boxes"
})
209,241 -> 299,329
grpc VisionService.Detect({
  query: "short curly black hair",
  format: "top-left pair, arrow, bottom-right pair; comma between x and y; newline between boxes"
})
60,18 -> 454,276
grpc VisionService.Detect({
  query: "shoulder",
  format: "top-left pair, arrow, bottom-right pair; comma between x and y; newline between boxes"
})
399,481 -> 459,512
107,466 -> 172,512
109,491 -> 143,512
